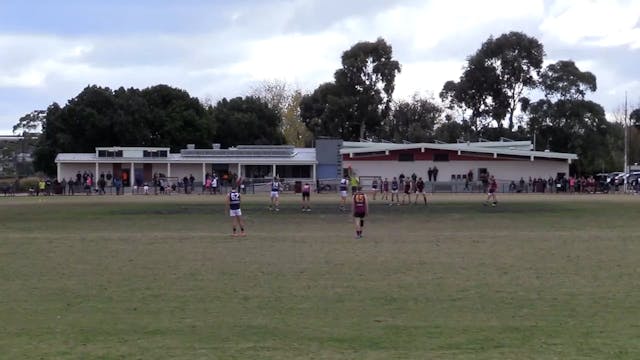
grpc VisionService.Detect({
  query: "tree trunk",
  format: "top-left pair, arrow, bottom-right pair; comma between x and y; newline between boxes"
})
508,111 -> 515,131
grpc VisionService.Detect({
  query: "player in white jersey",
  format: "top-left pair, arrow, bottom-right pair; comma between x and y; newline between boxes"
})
339,176 -> 349,211
269,177 -> 281,211
226,185 -> 245,237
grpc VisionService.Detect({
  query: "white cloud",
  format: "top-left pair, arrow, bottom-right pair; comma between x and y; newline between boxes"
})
371,0 -> 545,52
226,31 -> 348,86
540,0 -> 640,48
0,0 -> 639,135
394,59 -> 465,100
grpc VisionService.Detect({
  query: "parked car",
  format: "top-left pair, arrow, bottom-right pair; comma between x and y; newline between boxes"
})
595,173 -> 611,193
624,172 -> 640,191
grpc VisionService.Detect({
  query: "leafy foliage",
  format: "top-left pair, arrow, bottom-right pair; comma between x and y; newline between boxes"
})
386,95 -> 442,143
441,31 -> 544,132
212,96 -> 284,148
539,60 -> 597,100
301,38 -> 401,140
631,108 -> 640,127
32,85 -> 216,174
250,80 -> 313,146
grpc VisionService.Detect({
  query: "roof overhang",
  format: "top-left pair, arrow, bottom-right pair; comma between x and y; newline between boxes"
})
340,142 -> 577,161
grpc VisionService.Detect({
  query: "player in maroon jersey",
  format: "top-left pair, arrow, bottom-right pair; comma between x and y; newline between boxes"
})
352,187 -> 369,238
414,177 -> 427,205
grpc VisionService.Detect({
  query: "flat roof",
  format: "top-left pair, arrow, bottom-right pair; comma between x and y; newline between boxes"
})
56,147 -> 317,164
341,141 -> 577,161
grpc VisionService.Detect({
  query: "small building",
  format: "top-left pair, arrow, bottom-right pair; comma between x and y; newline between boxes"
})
55,144 -> 317,186
340,140 -> 578,183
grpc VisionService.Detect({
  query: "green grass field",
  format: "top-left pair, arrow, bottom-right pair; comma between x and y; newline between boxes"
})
2,193 -> 640,359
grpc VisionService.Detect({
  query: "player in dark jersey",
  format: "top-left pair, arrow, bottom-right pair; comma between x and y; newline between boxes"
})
301,182 -> 312,212
371,177 -> 379,200
414,177 -> 427,204
269,177 -> 281,211
352,187 -> 369,238
226,185 -> 246,236
401,179 -> 411,204
485,175 -> 498,206
390,177 -> 400,205
382,178 -> 389,201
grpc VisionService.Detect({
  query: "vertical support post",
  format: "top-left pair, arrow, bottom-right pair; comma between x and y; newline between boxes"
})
130,162 -> 135,192
272,164 -> 277,178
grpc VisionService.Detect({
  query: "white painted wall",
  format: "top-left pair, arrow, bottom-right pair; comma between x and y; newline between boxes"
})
343,159 -> 569,181
59,163 -> 97,181
152,163 -> 170,176
171,163 -> 204,181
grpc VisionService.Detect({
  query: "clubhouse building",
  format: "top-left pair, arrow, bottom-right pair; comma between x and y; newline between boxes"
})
54,139 -> 577,188
341,140 -> 577,183
55,144 -> 317,186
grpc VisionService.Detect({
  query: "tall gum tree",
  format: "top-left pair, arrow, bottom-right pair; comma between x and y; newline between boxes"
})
301,38 -> 401,141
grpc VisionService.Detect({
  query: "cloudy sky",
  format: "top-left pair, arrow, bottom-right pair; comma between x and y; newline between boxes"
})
1,0 -> 639,134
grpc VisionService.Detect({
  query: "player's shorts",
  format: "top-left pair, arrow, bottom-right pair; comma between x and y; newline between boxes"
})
371,185 -> 378,190
488,189 -> 495,194
354,211 -> 366,218
229,209 -> 242,217
416,189 -> 425,194
340,190 -> 348,197
391,189 -> 398,194
404,190 -> 410,195
270,191 -> 279,198
302,192 -> 310,200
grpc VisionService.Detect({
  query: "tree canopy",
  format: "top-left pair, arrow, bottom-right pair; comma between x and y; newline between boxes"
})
14,33 -> 633,177
27,85 -> 287,175
301,37 -> 401,141
212,96 -> 284,148
441,31 -> 545,132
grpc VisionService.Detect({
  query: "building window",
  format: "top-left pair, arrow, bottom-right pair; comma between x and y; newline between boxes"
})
99,150 -> 123,158
398,153 -> 414,162
143,150 -> 167,158
275,165 -> 312,178
352,151 -> 386,158
433,153 -> 449,162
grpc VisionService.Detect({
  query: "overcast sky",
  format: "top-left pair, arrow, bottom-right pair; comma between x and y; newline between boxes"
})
1,0 -> 639,134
